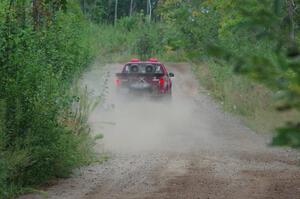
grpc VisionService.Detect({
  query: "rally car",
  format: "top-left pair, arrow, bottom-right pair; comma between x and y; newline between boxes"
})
115,58 -> 174,97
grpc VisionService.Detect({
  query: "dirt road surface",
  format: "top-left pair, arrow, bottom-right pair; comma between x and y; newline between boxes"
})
21,63 -> 300,199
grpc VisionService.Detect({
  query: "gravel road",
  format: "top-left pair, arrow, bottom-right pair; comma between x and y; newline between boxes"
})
21,63 -> 300,199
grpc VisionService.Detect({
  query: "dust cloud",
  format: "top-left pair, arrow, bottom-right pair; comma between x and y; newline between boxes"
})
20,62 -> 300,199
85,63 -> 211,154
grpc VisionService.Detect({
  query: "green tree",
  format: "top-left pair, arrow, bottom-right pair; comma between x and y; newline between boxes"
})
159,0 -> 300,148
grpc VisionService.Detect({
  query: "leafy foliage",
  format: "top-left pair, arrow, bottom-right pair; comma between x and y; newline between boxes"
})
134,21 -> 167,60
159,0 -> 300,148
79,0 -> 160,24
0,1 -> 101,197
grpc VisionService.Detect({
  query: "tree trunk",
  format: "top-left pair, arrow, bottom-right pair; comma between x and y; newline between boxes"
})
32,0 -> 38,29
148,0 -> 152,22
130,0 -> 134,17
146,0 -> 149,16
32,0 -> 42,30
114,0 -> 118,25
287,0 -> 295,43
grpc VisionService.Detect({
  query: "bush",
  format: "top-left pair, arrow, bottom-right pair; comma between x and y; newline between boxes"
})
134,23 -> 168,60
0,2 -> 100,197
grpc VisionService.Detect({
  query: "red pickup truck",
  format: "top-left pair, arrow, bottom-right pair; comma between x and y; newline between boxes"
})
115,58 -> 174,98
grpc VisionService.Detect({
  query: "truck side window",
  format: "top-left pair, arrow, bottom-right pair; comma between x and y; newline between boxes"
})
146,65 -> 154,73
124,65 -> 129,73
155,65 -> 163,74
130,65 -> 139,73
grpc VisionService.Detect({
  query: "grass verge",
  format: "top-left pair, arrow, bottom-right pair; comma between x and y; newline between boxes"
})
192,59 -> 300,134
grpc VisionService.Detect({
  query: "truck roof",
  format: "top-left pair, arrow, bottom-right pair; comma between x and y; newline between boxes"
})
127,58 -> 161,64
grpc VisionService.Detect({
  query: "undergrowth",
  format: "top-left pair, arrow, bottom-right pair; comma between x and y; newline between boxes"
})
0,2 -> 104,198
192,59 -> 300,134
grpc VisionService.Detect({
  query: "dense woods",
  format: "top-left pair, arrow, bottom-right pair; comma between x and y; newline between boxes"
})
0,0 -> 299,198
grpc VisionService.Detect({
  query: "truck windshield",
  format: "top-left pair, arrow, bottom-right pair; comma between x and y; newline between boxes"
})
124,64 -> 163,74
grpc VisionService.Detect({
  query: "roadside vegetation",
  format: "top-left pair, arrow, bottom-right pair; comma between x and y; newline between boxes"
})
1,0 -> 299,198
157,0 -> 300,147
0,1 -> 103,197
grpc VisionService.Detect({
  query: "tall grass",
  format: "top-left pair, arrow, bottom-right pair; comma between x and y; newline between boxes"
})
0,2 -> 107,198
193,59 -> 300,134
